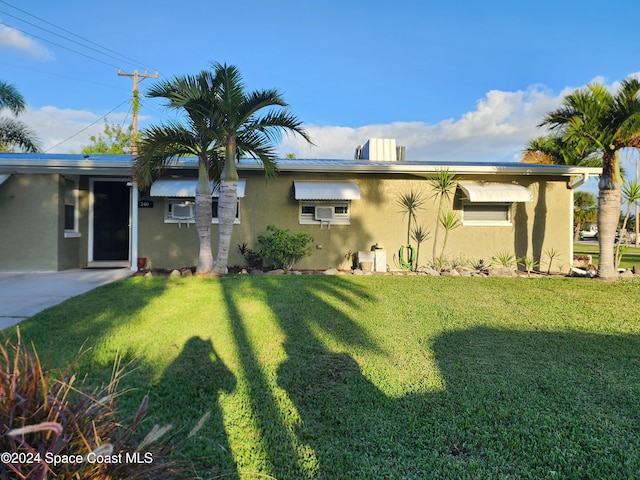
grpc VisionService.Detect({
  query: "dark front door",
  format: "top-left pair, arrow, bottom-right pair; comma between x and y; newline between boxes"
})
93,181 -> 129,261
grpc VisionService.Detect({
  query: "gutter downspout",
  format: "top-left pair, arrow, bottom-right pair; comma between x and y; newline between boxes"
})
567,172 -> 591,189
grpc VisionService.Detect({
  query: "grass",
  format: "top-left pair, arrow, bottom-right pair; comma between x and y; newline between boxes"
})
574,242 -> 640,270
7,275 -> 640,479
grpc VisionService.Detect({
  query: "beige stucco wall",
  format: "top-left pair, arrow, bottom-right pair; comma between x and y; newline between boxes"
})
137,171 -> 573,273
0,174 -> 60,271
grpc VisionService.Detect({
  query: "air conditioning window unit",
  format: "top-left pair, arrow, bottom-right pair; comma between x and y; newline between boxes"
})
171,202 -> 194,220
315,206 -> 335,221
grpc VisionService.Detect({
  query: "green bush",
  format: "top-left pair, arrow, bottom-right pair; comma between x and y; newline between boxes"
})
257,225 -> 314,270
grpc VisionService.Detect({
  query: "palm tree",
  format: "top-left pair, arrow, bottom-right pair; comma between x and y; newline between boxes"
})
541,78 -> 640,280
134,70 -> 225,275
209,63 -> 311,276
522,134 -> 599,166
428,169 -> 458,263
573,191 -> 597,242
0,80 -> 40,152
134,63 -> 311,276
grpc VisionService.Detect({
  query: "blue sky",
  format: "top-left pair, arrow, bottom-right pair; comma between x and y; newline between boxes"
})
1,0 -> 639,179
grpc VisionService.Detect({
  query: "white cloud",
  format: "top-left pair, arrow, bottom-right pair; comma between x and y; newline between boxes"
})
0,21 -> 53,60
279,85 -> 573,162
22,107 -> 131,153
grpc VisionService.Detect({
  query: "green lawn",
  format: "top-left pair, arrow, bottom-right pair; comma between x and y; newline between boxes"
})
9,275 -> 640,479
574,242 -> 640,270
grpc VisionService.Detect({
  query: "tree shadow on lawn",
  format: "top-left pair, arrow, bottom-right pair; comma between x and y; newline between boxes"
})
154,336 -> 237,478
219,275 -> 382,479
9,277 -> 172,371
271,294 -> 640,478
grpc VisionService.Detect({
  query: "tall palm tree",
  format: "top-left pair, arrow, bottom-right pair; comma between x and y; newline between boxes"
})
0,80 -> 40,152
134,63 -> 311,276
210,63 -> 311,276
541,78 -> 640,280
134,70 -> 225,275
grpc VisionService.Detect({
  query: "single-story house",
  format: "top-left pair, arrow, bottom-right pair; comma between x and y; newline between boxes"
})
0,140 -> 601,273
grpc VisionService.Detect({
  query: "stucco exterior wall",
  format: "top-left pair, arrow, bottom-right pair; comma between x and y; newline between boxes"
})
137,171 -> 573,273
0,174 -> 60,271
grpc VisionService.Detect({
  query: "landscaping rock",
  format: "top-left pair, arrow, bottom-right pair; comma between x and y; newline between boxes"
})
442,270 -> 460,277
170,269 -> 181,276
323,268 -> 339,275
250,269 -> 264,275
353,269 -> 364,275
423,268 -> 441,276
620,269 -> 635,278
487,267 -> 517,278
144,271 -> 153,277
266,269 -> 285,275
181,268 -> 193,276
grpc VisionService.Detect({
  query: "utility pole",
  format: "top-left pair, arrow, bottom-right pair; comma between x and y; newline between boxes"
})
118,69 -> 159,155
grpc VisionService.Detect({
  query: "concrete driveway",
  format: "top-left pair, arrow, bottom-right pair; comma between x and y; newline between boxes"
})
0,269 -> 132,330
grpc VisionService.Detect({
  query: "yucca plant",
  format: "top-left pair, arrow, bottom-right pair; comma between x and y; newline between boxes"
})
428,169 -> 458,263
518,256 -> 540,277
410,225 -> 430,272
543,248 -> 561,274
615,181 -> 640,268
491,251 -> 516,268
439,212 -> 461,258
0,331 -> 189,480
396,190 -> 426,270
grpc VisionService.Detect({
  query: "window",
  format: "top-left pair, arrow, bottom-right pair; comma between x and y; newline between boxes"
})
299,201 -> 351,225
164,198 -> 240,225
64,177 -> 80,237
462,202 -> 511,226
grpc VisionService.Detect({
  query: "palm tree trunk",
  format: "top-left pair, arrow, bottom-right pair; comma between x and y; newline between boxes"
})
213,137 -> 239,276
432,198 -> 443,263
597,150 -> 622,280
195,155 -> 214,275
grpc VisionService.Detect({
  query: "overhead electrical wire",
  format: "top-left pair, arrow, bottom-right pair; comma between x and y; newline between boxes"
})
43,99 -> 130,153
0,0 -> 159,72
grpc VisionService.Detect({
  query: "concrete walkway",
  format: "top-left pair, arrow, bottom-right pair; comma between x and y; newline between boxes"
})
0,269 -> 132,330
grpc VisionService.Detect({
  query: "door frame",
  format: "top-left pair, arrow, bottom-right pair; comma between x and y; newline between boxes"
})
88,177 -> 132,268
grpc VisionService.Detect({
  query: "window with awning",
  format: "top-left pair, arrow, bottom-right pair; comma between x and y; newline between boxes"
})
294,181 -> 360,227
458,181 -> 533,203
149,179 -> 245,226
458,181 -> 532,226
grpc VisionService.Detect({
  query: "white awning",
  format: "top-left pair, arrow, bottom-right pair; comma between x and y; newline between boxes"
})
150,179 -> 246,198
0,174 -> 11,186
458,181 -> 533,203
294,181 -> 360,200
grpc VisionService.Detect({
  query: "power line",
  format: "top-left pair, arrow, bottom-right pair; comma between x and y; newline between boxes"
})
1,20 -> 122,69
0,0 -> 158,72
0,9 -> 140,70
43,99 -> 130,153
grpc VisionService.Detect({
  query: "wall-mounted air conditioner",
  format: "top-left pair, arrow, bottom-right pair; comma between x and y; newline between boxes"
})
315,206 -> 334,221
171,203 -> 194,220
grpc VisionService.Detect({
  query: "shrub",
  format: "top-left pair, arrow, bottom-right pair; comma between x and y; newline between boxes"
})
237,243 -> 264,269
257,225 -> 314,270
0,331 -> 188,479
